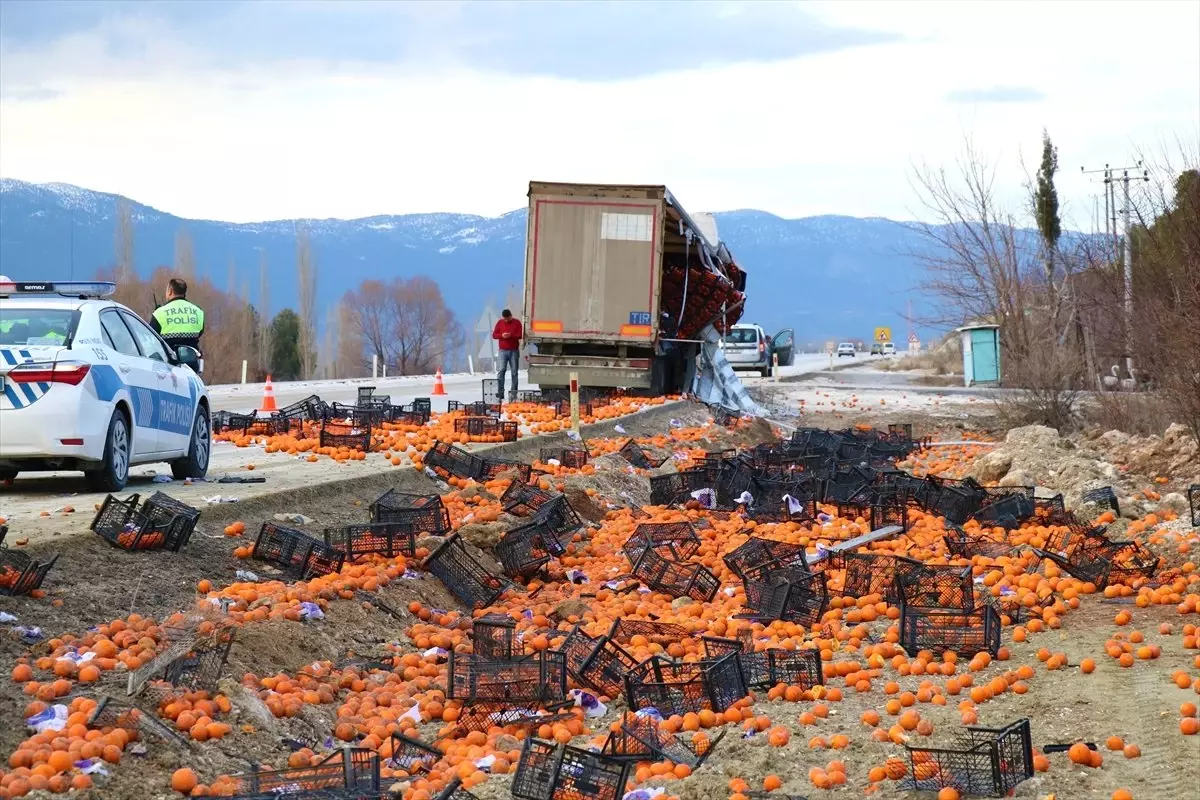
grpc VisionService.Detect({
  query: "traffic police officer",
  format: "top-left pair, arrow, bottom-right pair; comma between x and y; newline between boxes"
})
151,278 -> 205,364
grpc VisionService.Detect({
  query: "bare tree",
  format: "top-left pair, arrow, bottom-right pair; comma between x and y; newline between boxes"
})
296,224 -> 317,380
393,276 -> 463,374
256,250 -> 272,381
174,227 -> 197,280
114,199 -> 135,281
336,300 -> 363,378
343,279 -> 395,370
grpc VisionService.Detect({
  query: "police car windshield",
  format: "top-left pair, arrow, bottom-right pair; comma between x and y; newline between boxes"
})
0,308 -> 74,346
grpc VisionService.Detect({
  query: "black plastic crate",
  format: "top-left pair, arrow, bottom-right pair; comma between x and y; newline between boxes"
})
422,533 -> 508,609
1190,484 -> 1200,527
1081,485 -> 1121,516
0,528 -> 58,597
535,495 -> 584,539
325,522 -> 417,560
618,439 -> 668,469
576,635 -> 638,697
512,739 -> 631,800
716,461 -> 758,508
551,399 -> 595,418
514,390 -> 543,404
449,703 -> 576,737
1039,538 -> 1160,589
319,419 -> 372,451
226,748 -> 380,797
888,423 -> 914,441
479,457 -> 534,483
454,416 -> 518,442
945,527 -> 1014,560
739,647 -> 824,690
502,480 -> 556,516
606,618 -> 689,645
649,466 -> 722,507
632,547 -> 720,602
904,719 -> 1033,797
724,536 -> 809,582
601,713 -> 725,768
90,493 -> 192,552
447,651 -> 567,705
323,402 -> 386,429
384,731 -> 441,775
495,521 -> 557,578
277,394 -> 325,424
625,653 -> 746,716
972,492 -> 1034,529
622,521 -> 701,566
539,446 -> 590,469
558,624 -> 601,681
739,568 -> 827,626
447,400 -> 503,418
837,552 -> 923,601
369,491 -> 452,534
140,492 -> 202,549
471,614 -> 518,660
161,627 -> 235,692
894,564 -> 975,611
252,522 -> 346,579
426,441 -> 485,481
900,603 -> 1001,657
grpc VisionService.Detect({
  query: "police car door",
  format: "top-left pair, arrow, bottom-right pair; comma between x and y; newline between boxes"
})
98,309 -> 162,456
119,311 -> 196,456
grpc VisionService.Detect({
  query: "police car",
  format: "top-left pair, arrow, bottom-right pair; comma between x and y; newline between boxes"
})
0,280 -> 211,490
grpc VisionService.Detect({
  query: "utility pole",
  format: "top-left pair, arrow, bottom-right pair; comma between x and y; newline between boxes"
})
1081,162 -> 1150,376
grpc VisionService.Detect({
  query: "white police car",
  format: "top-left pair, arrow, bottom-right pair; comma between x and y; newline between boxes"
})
0,280 -> 211,490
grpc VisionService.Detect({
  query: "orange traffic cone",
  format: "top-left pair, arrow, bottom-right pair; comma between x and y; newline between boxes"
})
260,375 -> 279,412
431,368 -> 447,396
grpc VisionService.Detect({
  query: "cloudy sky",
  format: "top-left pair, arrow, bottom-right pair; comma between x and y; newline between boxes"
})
0,0 -> 1196,227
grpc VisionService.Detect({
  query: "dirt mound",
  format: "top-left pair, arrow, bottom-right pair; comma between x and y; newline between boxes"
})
564,453 -> 651,510
1086,423 -> 1200,486
456,520 -> 509,550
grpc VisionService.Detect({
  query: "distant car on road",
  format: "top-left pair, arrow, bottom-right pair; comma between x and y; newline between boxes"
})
721,324 -> 795,377
870,343 -> 883,356
882,342 -> 896,356
0,280 -> 211,491
837,342 -> 856,358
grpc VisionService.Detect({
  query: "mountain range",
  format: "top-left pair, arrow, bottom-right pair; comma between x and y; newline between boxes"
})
0,178 -> 939,347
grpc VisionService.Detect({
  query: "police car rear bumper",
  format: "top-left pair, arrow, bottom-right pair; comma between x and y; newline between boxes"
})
0,390 -> 110,463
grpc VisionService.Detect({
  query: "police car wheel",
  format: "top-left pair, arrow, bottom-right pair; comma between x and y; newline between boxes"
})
170,407 -> 210,480
85,411 -> 131,492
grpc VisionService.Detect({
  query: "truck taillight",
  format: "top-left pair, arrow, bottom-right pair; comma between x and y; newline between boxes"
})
8,361 -> 91,386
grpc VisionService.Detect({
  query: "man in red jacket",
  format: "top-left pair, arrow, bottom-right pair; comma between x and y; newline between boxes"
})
492,308 -> 523,402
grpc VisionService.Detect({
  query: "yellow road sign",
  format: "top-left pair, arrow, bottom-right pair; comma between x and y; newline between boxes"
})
874,327 -> 892,343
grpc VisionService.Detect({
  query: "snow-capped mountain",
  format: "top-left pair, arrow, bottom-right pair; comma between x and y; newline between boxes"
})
0,178 -> 936,342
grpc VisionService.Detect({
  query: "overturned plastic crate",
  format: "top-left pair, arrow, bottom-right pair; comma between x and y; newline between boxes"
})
649,466 -> 722,507
447,651 -> 567,706
607,618 -> 689,645
536,495 -> 584,539
945,527 -> 1014,560
369,490 -> 452,535
161,627 -> 236,692
1191,484 -> 1200,526
0,526 -> 58,597
226,748 -> 380,798
450,702 -> 575,736
632,547 -> 720,602
894,564 -> 975,611
502,480 -> 557,516
325,522 -> 417,560
539,446 -> 590,469
601,712 -> 725,767
252,522 -> 346,579
454,416 -> 518,442
436,777 -> 481,800
471,614 -> 518,660
904,719 -> 1033,797
91,493 -> 193,552
837,552 -> 924,601
558,624 -> 601,681
319,418 -> 372,451
900,603 -> 1001,658
739,569 -> 827,626
972,492 -> 1035,529
426,441 -> 485,481
495,521 -> 558,578
618,439 -> 668,469
384,731 -> 441,775
624,653 -> 746,716
512,738 -> 631,800
422,533 -> 508,609
1039,538 -> 1160,590
622,521 -> 701,566
479,456 -> 534,483
1081,485 -> 1121,516
141,492 -> 202,549
700,636 -> 821,689
576,635 -> 638,698
278,394 -> 325,425
725,536 -> 810,582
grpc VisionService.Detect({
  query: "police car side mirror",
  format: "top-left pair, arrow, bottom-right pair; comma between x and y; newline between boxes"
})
175,345 -> 200,368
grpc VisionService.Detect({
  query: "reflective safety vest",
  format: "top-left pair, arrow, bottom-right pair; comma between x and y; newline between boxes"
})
153,299 -> 205,340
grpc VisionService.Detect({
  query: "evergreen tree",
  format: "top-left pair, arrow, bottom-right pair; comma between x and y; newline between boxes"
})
1034,129 -> 1062,286
269,309 -> 303,381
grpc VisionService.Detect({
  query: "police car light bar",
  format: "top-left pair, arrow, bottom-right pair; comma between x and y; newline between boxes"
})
0,280 -> 117,299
